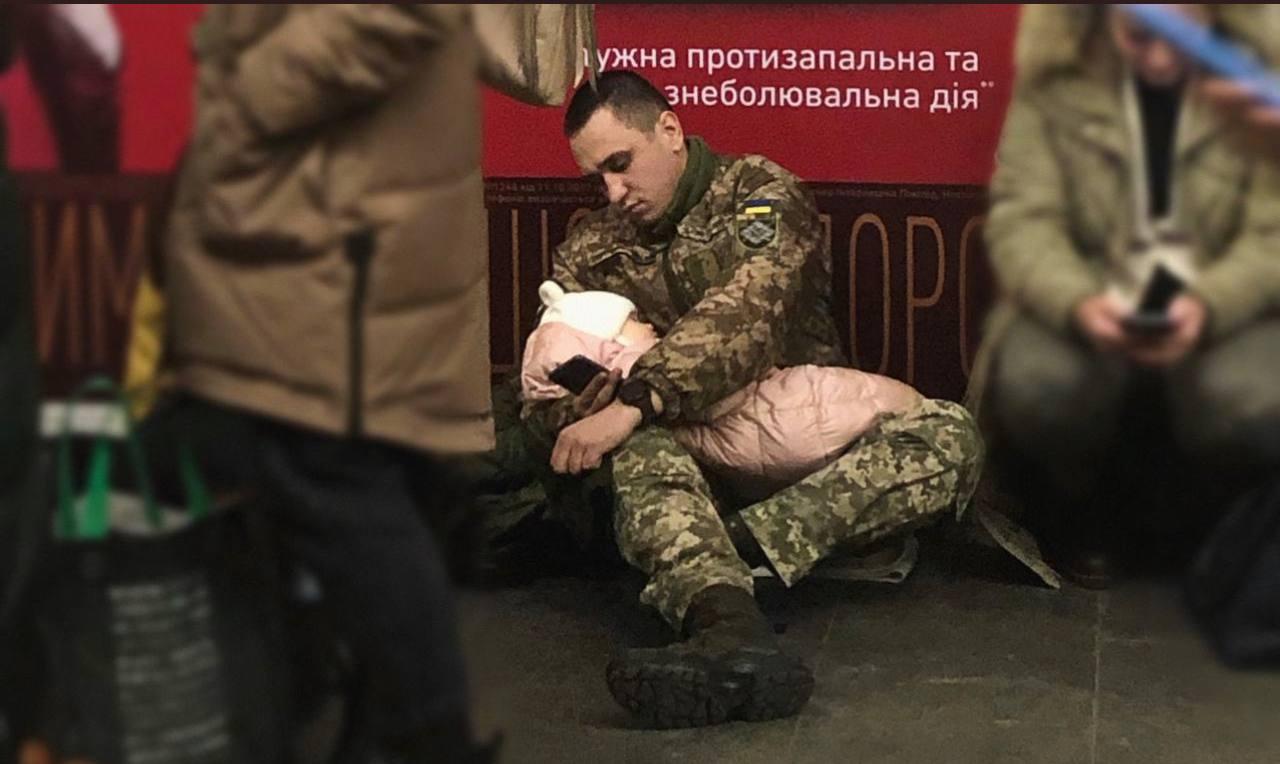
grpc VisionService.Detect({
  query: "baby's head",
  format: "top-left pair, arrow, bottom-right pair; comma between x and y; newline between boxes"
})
537,281 -> 656,345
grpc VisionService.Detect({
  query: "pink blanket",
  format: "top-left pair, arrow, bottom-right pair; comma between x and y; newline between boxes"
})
522,322 -> 922,495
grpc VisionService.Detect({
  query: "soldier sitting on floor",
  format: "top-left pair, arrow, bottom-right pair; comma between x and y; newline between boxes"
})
521,70 -> 985,729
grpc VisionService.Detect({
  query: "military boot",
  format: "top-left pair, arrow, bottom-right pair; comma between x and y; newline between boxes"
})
605,584 -> 814,728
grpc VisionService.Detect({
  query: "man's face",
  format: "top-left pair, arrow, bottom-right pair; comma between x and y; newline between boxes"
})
570,106 -> 686,223
1109,5 -> 1208,88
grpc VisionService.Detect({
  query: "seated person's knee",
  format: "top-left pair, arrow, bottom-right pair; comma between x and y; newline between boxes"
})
1175,374 -> 1280,467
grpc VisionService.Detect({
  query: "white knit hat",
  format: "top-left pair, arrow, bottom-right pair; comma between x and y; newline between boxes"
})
537,281 -> 636,340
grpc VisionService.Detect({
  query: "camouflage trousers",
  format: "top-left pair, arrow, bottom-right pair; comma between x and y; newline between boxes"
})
612,399 -> 984,627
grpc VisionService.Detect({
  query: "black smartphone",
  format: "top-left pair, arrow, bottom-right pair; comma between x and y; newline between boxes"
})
548,355 -> 609,396
1123,264 -> 1185,335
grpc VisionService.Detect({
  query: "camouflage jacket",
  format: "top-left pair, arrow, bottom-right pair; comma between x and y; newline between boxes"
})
525,151 -> 846,436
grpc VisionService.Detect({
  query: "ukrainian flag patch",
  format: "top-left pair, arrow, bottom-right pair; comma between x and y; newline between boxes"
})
735,199 -> 778,249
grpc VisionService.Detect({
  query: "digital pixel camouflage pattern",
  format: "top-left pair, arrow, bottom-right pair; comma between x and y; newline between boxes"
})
737,400 -> 983,590
523,150 -> 845,438
525,144 -> 984,626
613,400 -> 983,625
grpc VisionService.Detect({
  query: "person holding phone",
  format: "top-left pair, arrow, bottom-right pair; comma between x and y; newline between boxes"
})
522,281 -> 929,499
522,70 -> 983,728
968,5 -> 1280,588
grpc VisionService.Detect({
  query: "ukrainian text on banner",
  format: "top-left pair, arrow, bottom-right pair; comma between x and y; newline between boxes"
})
1,4 -> 1020,400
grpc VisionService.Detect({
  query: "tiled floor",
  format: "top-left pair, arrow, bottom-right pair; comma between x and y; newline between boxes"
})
458,541 -> 1279,764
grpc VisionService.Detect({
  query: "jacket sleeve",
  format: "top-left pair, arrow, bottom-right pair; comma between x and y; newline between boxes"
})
230,4 -> 469,138
520,236 -> 593,440
627,167 -> 820,423
1191,161 -> 1280,339
472,4 -> 595,106
985,88 -> 1102,331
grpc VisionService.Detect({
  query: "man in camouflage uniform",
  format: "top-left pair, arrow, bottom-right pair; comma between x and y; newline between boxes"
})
524,71 -> 983,728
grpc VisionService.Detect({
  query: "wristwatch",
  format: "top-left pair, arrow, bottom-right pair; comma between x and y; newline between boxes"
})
618,379 -> 657,425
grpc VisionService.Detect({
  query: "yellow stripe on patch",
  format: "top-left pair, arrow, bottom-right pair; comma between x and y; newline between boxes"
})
743,205 -> 772,215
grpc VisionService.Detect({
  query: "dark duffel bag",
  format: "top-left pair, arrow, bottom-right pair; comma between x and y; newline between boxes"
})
1186,476 -> 1280,667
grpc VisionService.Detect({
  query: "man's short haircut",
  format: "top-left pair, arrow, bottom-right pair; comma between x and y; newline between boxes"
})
563,70 -> 672,138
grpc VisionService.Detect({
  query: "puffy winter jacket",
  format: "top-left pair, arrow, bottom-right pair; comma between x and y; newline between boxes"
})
522,322 -> 922,494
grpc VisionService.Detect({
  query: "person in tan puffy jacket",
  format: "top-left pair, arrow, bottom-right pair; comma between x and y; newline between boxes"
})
160,5 -> 594,762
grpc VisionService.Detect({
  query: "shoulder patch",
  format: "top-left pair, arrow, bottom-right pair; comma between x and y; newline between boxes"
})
736,199 -> 778,248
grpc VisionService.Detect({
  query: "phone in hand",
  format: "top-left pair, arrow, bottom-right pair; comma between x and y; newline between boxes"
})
548,355 -> 610,396
1122,264 -> 1186,336
1120,4 -> 1280,108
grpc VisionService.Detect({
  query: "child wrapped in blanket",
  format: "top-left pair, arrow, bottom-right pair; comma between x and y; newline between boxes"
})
521,281 -> 925,505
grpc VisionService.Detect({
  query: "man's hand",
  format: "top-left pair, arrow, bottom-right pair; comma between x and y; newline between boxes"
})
573,368 -> 621,419
1073,294 -> 1130,354
551,400 -> 642,475
1125,294 -> 1208,368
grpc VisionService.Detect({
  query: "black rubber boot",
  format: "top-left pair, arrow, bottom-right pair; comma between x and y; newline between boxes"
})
605,584 -> 814,728
1055,545 -> 1118,590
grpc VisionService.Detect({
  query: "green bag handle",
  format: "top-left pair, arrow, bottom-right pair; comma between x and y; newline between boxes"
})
55,376 -> 159,540
178,439 -> 212,522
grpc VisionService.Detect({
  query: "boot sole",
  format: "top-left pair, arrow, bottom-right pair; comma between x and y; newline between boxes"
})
606,649 -> 814,729
736,659 -> 815,722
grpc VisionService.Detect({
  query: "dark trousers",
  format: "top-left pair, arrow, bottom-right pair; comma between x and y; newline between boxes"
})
990,316 -> 1280,559
143,396 -> 470,747
255,419 -> 469,741
0,165 -> 38,754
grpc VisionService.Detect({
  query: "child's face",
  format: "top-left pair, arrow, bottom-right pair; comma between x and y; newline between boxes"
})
618,315 -> 658,344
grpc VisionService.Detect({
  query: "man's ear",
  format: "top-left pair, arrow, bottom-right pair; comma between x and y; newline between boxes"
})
655,110 -> 684,152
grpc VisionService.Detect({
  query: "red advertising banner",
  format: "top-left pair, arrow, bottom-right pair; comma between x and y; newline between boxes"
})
0,4 -> 201,173
484,4 -> 1019,183
1,4 -> 1021,400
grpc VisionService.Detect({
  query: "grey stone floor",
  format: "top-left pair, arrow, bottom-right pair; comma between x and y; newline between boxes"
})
458,542 -> 1279,764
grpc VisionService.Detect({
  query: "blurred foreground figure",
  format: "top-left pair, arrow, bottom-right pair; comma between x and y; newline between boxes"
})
164,5 -> 593,762
969,5 -> 1280,588
13,3 -> 121,173
0,7 -> 41,761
